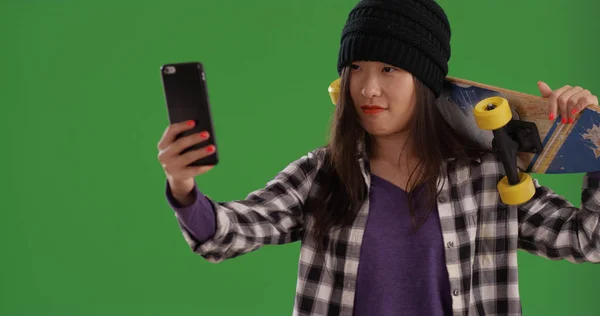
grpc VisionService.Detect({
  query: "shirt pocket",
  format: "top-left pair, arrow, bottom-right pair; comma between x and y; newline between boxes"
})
476,206 -> 509,267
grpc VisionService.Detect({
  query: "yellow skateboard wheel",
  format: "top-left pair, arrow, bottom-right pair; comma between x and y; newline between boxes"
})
328,78 -> 341,105
497,172 -> 535,205
473,96 -> 513,130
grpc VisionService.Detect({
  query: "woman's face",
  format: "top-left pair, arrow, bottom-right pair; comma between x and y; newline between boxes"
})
349,61 -> 417,137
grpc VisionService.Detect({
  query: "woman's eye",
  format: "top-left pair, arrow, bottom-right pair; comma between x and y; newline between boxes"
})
383,67 -> 396,73
350,64 -> 360,70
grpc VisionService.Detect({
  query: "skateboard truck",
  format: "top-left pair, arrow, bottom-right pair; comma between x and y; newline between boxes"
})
473,97 -> 537,205
501,120 -> 543,154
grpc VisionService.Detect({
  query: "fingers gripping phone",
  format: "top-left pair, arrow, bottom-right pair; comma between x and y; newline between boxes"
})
160,62 -> 218,166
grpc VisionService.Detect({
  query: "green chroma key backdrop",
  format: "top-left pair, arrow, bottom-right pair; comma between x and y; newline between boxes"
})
2,0 -> 599,315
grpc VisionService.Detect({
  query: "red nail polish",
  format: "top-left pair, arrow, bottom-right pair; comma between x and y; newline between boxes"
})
568,118 -> 574,124
571,108 -> 578,115
187,120 -> 195,127
561,118 -> 566,124
206,145 -> 215,153
549,113 -> 555,120
200,131 -> 209,138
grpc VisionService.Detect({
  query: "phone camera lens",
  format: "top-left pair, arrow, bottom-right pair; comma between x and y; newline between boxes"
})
164,66 -> 176,75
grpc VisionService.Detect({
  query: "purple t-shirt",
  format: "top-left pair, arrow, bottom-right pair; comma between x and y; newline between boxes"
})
352,175 -> 452,315
166,174 -> 454,315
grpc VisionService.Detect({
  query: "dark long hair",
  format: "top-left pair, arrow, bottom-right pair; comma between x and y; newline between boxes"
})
309,66 -> 490,253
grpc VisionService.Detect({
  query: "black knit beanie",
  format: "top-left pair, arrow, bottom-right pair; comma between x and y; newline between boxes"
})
337,0 -> 451,97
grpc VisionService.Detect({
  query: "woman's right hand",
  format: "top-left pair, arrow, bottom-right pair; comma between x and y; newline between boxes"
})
157,120 -> 216,201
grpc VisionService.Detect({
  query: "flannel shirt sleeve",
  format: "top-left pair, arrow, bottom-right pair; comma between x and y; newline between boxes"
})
177,148 -> 326,263
517,173 -> 600,263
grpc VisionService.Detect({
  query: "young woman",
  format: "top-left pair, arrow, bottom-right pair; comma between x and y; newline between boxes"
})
156,0 -> 600,315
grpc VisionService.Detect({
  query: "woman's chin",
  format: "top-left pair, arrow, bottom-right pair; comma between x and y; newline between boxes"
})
362,124 -> 409,138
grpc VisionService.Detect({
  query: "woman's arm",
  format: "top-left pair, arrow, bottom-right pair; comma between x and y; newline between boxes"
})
517,172 -> 600,263
165,148 -> 327,263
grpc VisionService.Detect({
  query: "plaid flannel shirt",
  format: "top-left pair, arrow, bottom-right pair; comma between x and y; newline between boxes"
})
174,146 -> 600,316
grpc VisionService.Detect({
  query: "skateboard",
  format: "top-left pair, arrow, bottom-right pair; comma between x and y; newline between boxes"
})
327,77 -> 600,205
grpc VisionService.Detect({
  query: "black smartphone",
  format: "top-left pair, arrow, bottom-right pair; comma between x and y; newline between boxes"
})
160,61 -> 218,166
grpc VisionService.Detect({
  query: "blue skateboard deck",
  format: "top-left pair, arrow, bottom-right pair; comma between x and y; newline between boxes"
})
440,77 -> 600,174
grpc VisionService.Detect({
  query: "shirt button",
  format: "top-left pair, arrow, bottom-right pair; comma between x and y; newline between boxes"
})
453,289 -> 459,296
446,241 -> 454,248
438,196 -> 447,203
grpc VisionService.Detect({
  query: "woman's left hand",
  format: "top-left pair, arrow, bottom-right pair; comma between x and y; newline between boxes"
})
538,81 -> 598,124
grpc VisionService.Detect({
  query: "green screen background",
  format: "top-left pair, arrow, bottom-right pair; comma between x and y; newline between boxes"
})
2,0 -> 599,315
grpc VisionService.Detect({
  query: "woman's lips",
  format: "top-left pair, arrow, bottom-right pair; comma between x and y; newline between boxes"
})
361,105 -> 386,114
